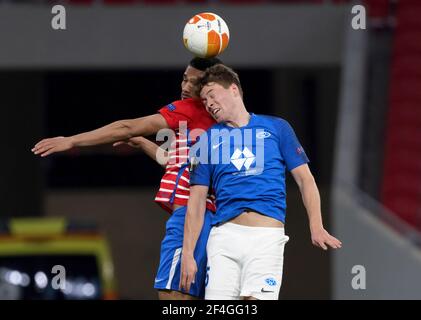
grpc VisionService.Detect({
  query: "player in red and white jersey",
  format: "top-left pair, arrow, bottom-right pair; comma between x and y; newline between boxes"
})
154,98 -> 216,214
32,57 -> 222,300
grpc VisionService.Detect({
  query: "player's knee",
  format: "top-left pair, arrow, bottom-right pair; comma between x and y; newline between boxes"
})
242,296 -> 259,300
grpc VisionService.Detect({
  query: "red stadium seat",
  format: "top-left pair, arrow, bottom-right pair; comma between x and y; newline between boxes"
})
389,79 -> 421,101
365,0 -> 390,18
140,0 -> 179,4
383,159 -> 421,178
382,0 -> 421,231
395,4 -> 421,31
103,0 -> 138,4
219,0 -> 266,4
391,56 -> 421,79
384,196 -> 421,227
393,32 -> 421,56
66,0 -> 95,4
389,109 -> 421,125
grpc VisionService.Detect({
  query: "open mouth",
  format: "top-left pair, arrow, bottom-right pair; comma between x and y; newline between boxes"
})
181,93 -> 191,99
211,108 -> 221,117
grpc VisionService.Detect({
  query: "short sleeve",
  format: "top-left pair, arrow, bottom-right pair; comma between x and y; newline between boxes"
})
189,131 -> 213,186
158,100 -> 192,130
279,120 -> 309,171
189,161 -> 212,187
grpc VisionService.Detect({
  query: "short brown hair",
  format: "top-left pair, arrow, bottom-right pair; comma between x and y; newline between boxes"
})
195,64 -> 243,98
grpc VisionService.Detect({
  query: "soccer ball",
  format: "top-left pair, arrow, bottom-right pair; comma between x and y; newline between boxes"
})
183,12 -> 230,58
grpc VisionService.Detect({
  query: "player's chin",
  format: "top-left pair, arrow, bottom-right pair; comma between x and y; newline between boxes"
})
213,115 -> 224,123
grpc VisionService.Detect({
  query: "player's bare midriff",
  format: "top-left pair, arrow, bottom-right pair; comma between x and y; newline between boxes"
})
230,210 -> 284,228
172,204 -> 283,227
173,203 -> 183,211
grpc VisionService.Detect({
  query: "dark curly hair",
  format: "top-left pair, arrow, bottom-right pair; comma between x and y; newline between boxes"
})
189,57 -> 223,71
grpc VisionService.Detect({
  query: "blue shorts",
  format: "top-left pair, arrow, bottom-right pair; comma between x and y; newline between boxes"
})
154,206 -> 213,298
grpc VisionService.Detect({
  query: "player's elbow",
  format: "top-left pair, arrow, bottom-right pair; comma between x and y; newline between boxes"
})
114,120 -> 135,140
122,116 -> 159,138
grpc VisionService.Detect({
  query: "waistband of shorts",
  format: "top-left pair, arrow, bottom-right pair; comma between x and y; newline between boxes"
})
171,206 -> 214,217
216,222 -> 285,234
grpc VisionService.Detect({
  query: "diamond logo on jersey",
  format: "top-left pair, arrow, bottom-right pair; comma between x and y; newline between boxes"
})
230,147 -> 255,170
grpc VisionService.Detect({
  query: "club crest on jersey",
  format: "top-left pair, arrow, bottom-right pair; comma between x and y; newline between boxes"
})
265,278 -> 277,286
256,131 -> 271,139
205,266 -> 210,287
296,146 -> 305,155
166,104 -> 176,112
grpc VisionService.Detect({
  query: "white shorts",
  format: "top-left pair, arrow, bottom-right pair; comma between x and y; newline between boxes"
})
205,222 -> 289,300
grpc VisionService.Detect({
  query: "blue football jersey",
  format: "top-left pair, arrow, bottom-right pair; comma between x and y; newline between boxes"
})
189,113 -> 309,225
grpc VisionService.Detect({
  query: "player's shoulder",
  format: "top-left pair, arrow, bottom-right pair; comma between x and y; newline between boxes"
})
171,98 -> 203,109
168,98 -> 210,119
254,114 -> 291,129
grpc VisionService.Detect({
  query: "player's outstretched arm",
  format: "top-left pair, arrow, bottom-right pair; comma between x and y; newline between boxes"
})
31,114 -> 168,157
180,184 -> 209,293
113,136 -> 169,167
291,164 -> 342,250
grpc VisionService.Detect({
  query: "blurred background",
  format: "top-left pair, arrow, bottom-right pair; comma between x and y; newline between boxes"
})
0,0 -> 420,300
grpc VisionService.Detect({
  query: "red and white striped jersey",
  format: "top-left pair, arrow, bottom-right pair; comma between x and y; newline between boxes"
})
155,98 -> 216,214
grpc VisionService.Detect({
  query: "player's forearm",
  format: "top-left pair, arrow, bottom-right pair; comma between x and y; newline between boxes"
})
71,115 -> 166,148
299,176 -> 324,230
183,197 -> 206,257
71,121 -> 133,147
136,137 -> 168,167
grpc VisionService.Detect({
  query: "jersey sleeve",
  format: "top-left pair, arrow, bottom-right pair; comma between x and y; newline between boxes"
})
279,120 -> 310,171
158,100 -> 193,130
189,131 -> 213,187
190,162 -> 212,186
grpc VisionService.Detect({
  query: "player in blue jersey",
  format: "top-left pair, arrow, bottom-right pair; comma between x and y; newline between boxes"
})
180,64 -> 342,300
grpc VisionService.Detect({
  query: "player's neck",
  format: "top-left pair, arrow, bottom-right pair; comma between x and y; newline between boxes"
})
226,108 -> 250,128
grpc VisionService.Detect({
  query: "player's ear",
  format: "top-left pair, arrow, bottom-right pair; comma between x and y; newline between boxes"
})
230,83 -> 238,97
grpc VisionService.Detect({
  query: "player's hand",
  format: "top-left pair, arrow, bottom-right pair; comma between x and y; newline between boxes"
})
112,137 -> 147,149
32,136 -> 74,157
180,253 -> 197,293
311,226 -> 342,250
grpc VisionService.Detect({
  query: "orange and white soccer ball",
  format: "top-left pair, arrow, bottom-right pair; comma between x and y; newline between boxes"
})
183,12 -> 230,58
